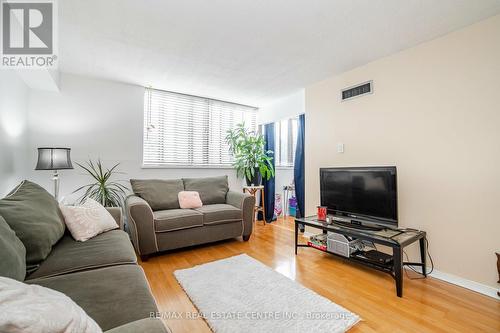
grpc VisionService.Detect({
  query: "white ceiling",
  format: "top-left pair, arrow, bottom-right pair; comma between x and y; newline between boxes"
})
59,0 -> 500,106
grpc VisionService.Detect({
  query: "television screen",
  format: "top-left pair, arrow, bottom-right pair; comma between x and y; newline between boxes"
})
320,167 -> 398,226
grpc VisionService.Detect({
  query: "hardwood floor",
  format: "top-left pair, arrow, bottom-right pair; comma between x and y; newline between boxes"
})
140,217 -> 500,333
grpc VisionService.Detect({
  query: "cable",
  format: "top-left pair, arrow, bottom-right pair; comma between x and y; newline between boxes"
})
357,233 -> 435,282
373,238 -> 434,280
403,237 -> 434,280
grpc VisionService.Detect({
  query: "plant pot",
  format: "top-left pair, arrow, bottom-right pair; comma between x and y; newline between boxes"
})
245,168 -> 262,186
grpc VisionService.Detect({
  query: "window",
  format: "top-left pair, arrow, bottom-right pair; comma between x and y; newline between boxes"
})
143,88 -> 257,167
266,117 -> 299,167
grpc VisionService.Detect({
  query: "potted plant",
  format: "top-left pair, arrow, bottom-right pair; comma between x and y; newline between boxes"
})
226,122 -> 275,186
73,159 -> 128,207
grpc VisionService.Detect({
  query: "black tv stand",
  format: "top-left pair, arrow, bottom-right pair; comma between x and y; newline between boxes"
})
295,216 -> 427,297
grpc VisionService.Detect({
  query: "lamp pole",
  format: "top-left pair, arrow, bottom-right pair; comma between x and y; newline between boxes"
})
52,170 -> 60,201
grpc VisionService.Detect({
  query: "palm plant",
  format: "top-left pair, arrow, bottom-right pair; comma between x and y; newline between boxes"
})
73,159 -> 128,207
225,122 -> 275,185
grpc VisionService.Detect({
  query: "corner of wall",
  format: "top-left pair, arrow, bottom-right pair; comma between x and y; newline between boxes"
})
0,70 -> 31,196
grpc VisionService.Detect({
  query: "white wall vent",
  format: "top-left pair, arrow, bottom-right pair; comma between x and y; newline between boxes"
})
341,81 -> 373,101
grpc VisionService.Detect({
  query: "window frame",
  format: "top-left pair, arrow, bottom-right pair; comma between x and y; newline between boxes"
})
261,116 -> 299,169
274,116 -> 299,168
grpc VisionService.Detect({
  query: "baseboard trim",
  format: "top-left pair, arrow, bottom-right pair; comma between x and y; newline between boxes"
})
405,267 -> 499,300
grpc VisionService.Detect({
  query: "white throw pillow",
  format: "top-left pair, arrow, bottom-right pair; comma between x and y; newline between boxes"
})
0,276 -> 102,333
59,198 -> 119,242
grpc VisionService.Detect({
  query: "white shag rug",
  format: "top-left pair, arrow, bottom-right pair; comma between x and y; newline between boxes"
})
174,254 -> 360,333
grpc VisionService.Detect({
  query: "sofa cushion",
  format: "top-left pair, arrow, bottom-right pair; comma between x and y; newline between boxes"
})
153,209 -> 203,232
27,230 -> 137,280
182,176 -> 229,205
0,215 -> 26,281
105,318 -> 169,333
130,179 -> 184,211
0,276 -> 101,332
155,220 -> 243,252
0,180 -> 65,273
194,204 -> 242,226
26,265 -> 158,331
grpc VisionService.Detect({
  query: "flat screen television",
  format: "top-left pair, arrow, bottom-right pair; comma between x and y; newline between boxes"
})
320,166 -> 398,228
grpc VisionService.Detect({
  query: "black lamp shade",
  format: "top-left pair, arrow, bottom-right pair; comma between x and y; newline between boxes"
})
35,148 -> 74,170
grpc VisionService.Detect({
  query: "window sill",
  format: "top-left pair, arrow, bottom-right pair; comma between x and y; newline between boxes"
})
142,164 -> 235,170
142,164 -> 294,171
275,165 -> 294,170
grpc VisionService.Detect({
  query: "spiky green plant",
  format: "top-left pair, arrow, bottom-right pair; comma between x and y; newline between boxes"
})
73,159 -> 128,207
225,122 -> 275,182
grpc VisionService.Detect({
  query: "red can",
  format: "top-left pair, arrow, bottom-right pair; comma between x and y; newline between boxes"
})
317,206 -> 327,221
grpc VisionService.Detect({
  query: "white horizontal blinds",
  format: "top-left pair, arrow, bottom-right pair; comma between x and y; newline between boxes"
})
273,117 -> 298,167
208,100 -> 257,165
289,117 -> 298,166
143,89 -> 209,165
143,88 -> 257,166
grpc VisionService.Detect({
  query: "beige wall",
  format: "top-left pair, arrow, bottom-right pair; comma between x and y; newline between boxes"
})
305,15 -> 500,288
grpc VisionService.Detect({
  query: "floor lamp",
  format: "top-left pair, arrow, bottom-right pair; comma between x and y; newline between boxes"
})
35,148 -> 74,201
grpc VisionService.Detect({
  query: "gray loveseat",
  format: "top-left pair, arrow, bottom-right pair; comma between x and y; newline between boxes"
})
127,176 -> 255,260
0,180 -> 168,333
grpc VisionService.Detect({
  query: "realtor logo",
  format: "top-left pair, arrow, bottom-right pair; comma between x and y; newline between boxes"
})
1,0 -> 57,68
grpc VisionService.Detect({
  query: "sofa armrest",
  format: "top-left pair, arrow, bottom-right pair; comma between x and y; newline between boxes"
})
226,191 -> 255,238
104,318 -> 170,333
125,195 -> 158,256
106,207 -> 124,230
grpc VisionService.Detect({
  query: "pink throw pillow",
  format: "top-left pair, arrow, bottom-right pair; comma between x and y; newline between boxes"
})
178,191 -> 203,209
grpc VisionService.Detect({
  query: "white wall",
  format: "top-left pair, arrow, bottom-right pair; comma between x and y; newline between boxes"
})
258,89 -> 305,125
26,73 -> 241,201
258,90 -> 306,215
0,70 -> 29,196
25,73 -> 306,211
305,15 -> 500,289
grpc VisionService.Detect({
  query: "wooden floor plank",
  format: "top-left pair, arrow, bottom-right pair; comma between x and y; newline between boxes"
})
140,217 -> 500,332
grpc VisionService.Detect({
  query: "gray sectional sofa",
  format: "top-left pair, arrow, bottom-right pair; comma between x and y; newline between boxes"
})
127,176 -> 255,260
0,181 -> 168,333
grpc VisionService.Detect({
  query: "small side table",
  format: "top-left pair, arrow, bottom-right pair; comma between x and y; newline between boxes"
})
243,185 -> 266,225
